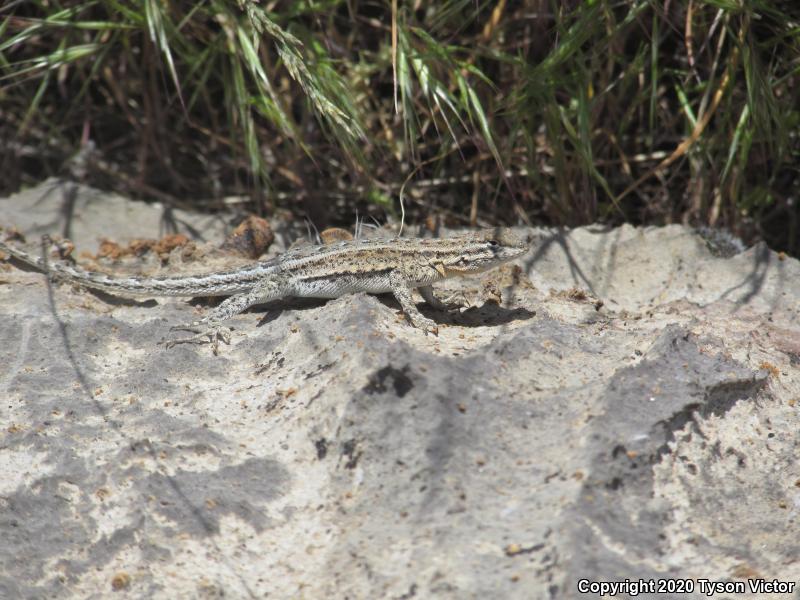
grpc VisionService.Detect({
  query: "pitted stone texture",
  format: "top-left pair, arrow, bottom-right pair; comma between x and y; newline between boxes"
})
1,183 -> 799,598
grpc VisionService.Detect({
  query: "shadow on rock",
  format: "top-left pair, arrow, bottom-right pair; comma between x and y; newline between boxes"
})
424,302 -> 536,328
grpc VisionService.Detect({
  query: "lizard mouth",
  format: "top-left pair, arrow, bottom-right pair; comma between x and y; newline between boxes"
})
444,261 -> 499,275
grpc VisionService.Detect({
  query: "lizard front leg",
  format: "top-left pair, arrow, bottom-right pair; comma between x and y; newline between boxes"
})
388,270 -> 438,335
418,285 -> 466,311
166,275 -> 290,352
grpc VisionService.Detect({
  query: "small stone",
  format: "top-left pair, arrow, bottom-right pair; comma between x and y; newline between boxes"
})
111,572 -> 131,591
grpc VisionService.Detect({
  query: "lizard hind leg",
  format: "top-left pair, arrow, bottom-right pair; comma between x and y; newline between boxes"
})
164,277 -> 288,353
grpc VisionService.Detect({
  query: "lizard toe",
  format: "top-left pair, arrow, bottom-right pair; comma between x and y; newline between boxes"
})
169,322 -> 203,333
443,292 -> 468,310
409,315 -> 439,335
164,324 -> 233,351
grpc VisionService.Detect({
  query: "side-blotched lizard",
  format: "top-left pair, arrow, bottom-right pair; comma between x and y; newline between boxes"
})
0,228 -> 531,350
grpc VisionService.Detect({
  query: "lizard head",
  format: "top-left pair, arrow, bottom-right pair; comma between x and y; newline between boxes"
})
441,228 -> 532,275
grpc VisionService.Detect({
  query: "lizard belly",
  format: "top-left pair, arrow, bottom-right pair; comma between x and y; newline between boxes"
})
293,272 -> 395,298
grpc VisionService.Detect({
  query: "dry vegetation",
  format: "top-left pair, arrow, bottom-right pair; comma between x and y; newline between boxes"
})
1,1 -> 798,253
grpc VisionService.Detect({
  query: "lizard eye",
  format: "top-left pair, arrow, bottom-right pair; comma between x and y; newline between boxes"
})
488,239 -> 499,247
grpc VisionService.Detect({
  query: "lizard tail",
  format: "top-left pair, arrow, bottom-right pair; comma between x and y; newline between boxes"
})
0,239 -> 256,297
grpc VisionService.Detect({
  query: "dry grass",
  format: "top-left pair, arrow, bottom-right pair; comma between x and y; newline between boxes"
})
1,1 -> 798,253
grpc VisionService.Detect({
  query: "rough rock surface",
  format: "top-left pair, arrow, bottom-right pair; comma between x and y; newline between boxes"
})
1,182 -> 799,599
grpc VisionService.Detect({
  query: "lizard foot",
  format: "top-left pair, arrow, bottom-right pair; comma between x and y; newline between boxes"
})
436,292 -> 468,311
165,323 -> 233,354
407,314 -> 439,336
420,288 -> 468,312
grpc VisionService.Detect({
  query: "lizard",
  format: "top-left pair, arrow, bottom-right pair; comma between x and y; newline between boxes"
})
0,227 -> 532,351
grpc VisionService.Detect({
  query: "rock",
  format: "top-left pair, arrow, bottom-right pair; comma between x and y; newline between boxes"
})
1,182 -> 798,598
